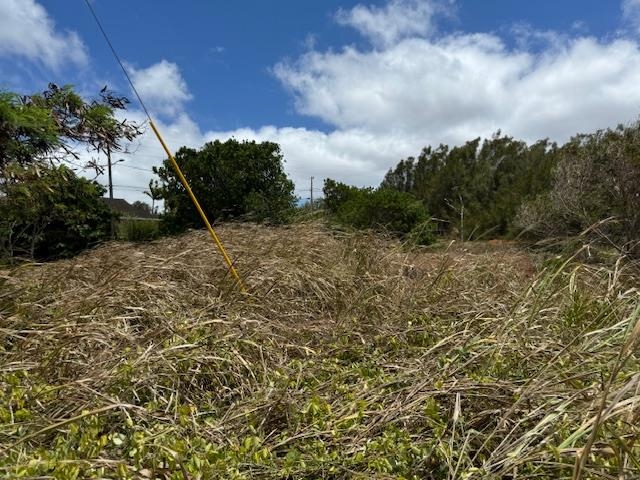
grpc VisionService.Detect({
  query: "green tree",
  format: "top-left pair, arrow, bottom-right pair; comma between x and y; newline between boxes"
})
0,92 -> 58,167
0,164 -> 114,260
145,180 -> 164,215
489,138 -> 556,235
382,132 -> 558,239
380,157 -> 415,192
0,84 -> 142,261
153,139 -> 296,232
0,84 -> 142,169
517,124 -> 640,254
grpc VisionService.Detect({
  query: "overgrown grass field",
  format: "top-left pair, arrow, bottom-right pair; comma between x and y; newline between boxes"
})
1,223 -> 638,479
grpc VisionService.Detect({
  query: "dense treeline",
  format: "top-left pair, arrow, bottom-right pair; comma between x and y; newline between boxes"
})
380,132 -> 557,239
326,124 -> 640,255
3,81 -> 639,262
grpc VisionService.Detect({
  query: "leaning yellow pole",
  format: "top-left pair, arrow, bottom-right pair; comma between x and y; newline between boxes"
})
149,120 -> 247,293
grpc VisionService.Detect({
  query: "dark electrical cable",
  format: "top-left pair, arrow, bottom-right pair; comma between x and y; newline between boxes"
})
83,0 -> 152,121
119,164 -> 155,173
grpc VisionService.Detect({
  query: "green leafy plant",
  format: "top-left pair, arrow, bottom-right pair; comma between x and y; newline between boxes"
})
152,139 -> 296,233
118,219 -> 160,242
0,164 -> 115,260
323,179 -> 435,243
0,84 -> 141,262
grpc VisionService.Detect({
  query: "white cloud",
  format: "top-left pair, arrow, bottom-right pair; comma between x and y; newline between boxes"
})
275,32 -> 640,146
303,34 -> 318,51
128,60 -> 193,117
622,0 -> 640,33
335,0 -> 453,48
274,34 -> 531,138
510,23 -> 569,52
0,0 -> 87,69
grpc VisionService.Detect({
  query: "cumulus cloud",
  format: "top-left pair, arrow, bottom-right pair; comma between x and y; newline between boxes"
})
622,0 -> 640,33
275,32 -> 640,146
0,0 -> 87,69
335,0 -> 453,48
274,34 -> 529,137
128,60 -> 193,117
510,22 -> 570,52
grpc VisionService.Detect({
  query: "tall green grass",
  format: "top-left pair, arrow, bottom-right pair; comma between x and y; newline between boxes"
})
117,218 -> 160,242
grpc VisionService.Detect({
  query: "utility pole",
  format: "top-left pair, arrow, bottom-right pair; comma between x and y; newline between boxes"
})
107,145 -> 114,199
310,176 -> 314,209
106,145 -> 115,239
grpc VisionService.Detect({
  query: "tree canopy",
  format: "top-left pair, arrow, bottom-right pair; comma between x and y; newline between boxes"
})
0,83 -> 142,170
381,132 -> 557,238
152,139 -> 296,232
0,84 -> 141,261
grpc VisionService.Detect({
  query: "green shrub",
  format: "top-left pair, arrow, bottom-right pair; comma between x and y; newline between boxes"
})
339,188 -> 429,234
153,139 -> 296,233
324,179 -> 435,244
407,220 -> 436,246
118,219 -> 160,242
323,179 -> 368,214
0,164 -> 114,261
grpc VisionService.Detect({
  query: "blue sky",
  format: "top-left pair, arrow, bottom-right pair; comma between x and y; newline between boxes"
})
2,0 -> 640,203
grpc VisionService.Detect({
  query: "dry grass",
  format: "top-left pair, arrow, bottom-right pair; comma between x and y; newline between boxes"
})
1,221 -> 639,479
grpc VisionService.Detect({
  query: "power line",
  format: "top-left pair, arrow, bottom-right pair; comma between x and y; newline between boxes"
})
83,0 -> 151,121
100,183 -> 148,191
118,164 -> 155,173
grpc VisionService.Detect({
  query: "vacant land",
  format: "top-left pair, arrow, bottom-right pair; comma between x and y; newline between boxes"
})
1,223 -> 639,479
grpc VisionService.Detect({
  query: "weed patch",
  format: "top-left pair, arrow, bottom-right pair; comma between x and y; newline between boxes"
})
1,223 -> 638,478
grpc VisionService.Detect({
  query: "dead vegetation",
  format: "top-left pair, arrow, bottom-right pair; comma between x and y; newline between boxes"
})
1,222 -> 639,479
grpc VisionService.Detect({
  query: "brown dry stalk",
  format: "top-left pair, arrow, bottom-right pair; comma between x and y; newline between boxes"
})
1,222 -> 638,478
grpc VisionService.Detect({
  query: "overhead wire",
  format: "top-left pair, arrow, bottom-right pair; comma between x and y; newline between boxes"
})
109,184 -> 147,190
118,164 -> 155,173
83,0 -> 247,293
83,0 -> 150,120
